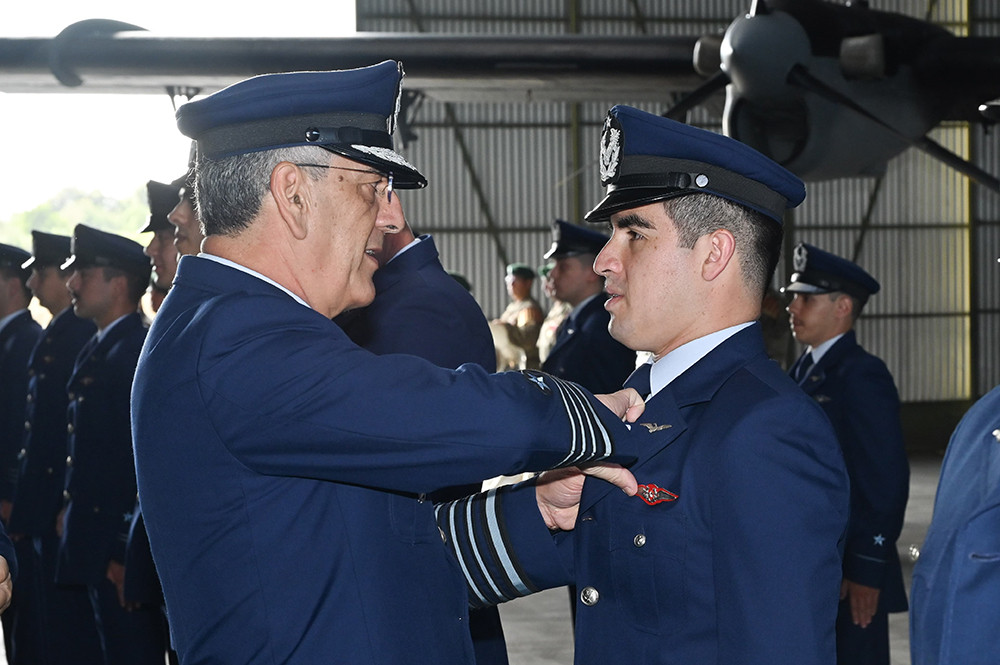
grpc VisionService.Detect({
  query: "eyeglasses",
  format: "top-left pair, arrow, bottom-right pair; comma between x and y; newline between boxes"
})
294,164 -> 393,203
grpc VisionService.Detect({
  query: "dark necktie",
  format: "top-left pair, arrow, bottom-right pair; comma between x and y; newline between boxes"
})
73,334 -> 100,373
793,352 -> 815,383
624,362 -> 652,399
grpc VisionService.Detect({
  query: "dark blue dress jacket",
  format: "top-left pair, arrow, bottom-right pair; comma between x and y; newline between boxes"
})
442,324 -> 851,665
9,308 -> 95,536
56,312 -> 147,585
541,294 -> 636,395
0,310 -> 42,502
131,255 -> 631,665
910,384 -> 1000,665
794,331 -> 909,612
338,235 -> 508,665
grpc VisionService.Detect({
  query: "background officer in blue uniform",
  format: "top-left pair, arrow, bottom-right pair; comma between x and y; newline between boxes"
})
441,106 -> 850,665
910,381 -> 1000,665
56,225 -> 165,665
131,61 -> 641,665
784,242 -> 909,665
541,219 -> 635,394
8,232 -> 100,665
0,243 -> 42,519
140,179 -> 182,313
0,242 -> 41,657
337,193 -> 509,665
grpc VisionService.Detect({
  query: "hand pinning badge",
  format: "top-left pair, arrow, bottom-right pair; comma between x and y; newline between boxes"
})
636,483 -> 678,506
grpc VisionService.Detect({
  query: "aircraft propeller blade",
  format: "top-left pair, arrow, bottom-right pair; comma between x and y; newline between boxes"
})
786,63 -> 1000,192
663,71 -> 729,121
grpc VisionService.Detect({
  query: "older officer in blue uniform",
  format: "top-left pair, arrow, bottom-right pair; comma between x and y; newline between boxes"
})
910,382 -> 1000,665
541,219 -> 635,394
8,232 -> 100,665
337,195 -> 509,665
56,225 -> 165,665
441,106 -> 851,665
131,61 -> 641,665
784,243 -> 909,665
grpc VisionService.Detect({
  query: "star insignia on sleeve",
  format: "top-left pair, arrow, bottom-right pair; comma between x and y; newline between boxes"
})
873,534 -> 885,546
519,369 -> 552,395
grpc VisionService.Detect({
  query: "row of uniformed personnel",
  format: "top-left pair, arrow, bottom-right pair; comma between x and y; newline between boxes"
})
0,169 -> 202,665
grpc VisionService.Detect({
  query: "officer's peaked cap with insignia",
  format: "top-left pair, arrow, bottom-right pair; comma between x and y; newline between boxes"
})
62,224 -> 152,283
585,105 -> 805,224
22,231 -> 72,270
0,243 -> 32,281
175,60 -> 426,189
141,180 -> 182,233
783,242 -> 880,303
544,219 -> 610,260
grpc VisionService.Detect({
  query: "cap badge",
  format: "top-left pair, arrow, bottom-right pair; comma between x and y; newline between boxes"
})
636,483 -> 678,506
793,243 -> 809,271
600,114 -> 623,186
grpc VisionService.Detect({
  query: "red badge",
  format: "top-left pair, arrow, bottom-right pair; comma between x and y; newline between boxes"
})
636,483 -> 678,506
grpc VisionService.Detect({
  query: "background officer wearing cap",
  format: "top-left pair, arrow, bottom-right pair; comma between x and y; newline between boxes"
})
7,231 -> 100,665
444,106 -> 849,665
0,244 -> 42,521
784,242 -> 909,665
132,61 -> 640,665
336,193 -> 508,665
0,242 -> 41,656
167,152 -> 205,258
140,179 -> 182,314
536,263 -> 571,364
493,263 -> 545,370
541,219 -> 635,395
56,225 -> 165,665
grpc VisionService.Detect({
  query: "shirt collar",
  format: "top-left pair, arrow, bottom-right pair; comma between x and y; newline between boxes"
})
384,235 -> 424,265
806,333 -> 844,364
646,321 -> 755,399
198,253 -> 311,309
97,313 -> 132,341
0,309 -> 27,335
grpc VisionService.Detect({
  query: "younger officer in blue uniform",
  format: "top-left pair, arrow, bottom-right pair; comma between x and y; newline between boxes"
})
441,107 -> 850,665
910,382 -> 1000,665
56,225 -> 165,665
8,232 -> 100,665
784,243 -> 909,665
131,61 -> 641,665
541,219 -> 635,394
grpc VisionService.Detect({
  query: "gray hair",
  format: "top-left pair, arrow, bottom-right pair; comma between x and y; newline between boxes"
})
195,145 -> 332,237
663,194 -> 782,300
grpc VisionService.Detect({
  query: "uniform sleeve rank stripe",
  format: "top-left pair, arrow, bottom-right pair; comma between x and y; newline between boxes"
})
436,497 -> 494,607
485,489 -> 537,599
435,489 -> 539,609
549,377 -> 613,466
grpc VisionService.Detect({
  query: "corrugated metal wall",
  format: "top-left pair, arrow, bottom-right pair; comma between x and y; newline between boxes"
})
358,0 -> 1000,400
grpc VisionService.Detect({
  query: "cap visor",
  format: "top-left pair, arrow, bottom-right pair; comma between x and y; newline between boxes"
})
326,146 -> 427,189
781,282 -> 829,294
584,187 -> 688,222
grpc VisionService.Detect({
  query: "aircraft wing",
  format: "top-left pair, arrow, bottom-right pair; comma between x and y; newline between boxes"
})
0,23 -> 703,102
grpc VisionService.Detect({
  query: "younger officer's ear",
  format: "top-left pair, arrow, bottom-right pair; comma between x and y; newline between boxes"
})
701,229 -> 736,282
271,162 -> 310,241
